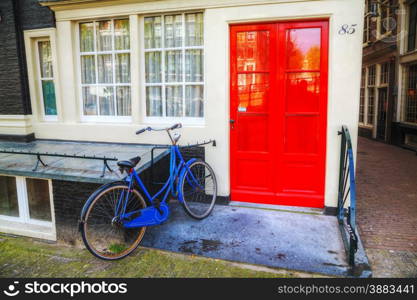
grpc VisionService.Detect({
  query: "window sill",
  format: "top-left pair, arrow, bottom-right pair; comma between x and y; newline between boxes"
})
0,217 -> 55,241
359,124 -> 373,129
400,49 -> 417,58
143,117 -> 205,127
80,116 -> 133,124
43,115 -> 59,122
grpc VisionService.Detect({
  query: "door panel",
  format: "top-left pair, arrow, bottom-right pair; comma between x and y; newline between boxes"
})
230,21 -> 328,208
230,24 -> 277,202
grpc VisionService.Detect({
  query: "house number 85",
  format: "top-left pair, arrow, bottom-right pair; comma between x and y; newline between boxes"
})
339,24 -> 357,35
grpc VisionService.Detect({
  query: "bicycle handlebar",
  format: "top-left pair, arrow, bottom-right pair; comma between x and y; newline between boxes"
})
135,123 -> 182,135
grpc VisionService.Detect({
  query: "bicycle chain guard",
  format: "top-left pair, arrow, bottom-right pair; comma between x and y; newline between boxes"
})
122,202 -> 170,228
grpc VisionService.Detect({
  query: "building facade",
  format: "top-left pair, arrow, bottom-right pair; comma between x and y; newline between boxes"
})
0,0 -> 364,241
360,0 -> 417,150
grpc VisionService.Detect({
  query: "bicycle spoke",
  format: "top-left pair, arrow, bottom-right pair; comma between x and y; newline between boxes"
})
82,185 -> 147,260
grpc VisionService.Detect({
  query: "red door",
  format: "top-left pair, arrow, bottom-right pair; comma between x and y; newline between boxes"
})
230,20 -> 328,208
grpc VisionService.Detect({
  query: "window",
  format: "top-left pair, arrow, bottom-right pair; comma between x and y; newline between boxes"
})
379,0 -> 395,36
0,176 -> 18,217
368,64 -> 376,86
405,64 -> 417,123
79,19 -> 131,117
405,134 -> 417,147
359,68 -> 366,123
364,0 -> 371,43
380,62 -> 389,85
367,65 -> 376,126
408,1 -> 417,52
0,176 -> 52,224
37,40 -> 57,119
144,12 -> 204,119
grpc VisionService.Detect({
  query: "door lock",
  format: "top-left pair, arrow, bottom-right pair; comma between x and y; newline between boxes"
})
230,119 -> 235,129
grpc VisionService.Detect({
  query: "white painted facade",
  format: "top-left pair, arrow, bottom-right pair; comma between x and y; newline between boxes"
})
19,0 -> 365,207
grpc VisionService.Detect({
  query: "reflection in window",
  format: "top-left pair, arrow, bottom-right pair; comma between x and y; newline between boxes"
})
287,28 -> 321,70
236,31 -> 270,72
0,176 -> 18,217
26,178 -> 52,222
237,73 -> 269,112
286,72 -> 320,112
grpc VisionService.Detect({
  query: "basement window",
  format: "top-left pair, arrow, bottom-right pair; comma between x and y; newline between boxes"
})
0,176 -> 55,240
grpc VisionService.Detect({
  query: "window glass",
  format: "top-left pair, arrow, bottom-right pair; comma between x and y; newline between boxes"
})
0,176 -> 18,217
408,1 -> 417,52
405,64 -> 417,123
144,13 -> 204,118
38,41 -> 57,116
79,19 -> 131,117
26,178 -> 52,222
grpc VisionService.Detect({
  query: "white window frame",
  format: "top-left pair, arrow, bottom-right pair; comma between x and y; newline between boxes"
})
0,176 -> 56,240
141,12 -> 205,125
377,0 -> 394,40
366,65 -> 377,127
35,38 -> 58,122
76,18 -> 133,123
363,0 -> 371,45
359,67 -> 366,125
24,28 -> 62,124
401,62 -> 417,124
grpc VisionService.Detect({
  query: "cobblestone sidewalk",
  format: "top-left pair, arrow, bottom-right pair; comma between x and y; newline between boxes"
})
356,137 -> 417,278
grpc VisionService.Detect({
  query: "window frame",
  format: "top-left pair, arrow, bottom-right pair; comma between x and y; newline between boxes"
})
403,63 -> 417,124
378,0 -> 395,39
0,176 -> 54,229
76,18 -> 133,123
363,0 -> 371,44
359,67 -> 366,124
407,0 -> 417,53
140,12 -> 206,125
35,38 -> 58,121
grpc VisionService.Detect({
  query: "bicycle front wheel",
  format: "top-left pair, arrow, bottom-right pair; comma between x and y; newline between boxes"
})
180,160 -> 217,219
81,183 -> 147,260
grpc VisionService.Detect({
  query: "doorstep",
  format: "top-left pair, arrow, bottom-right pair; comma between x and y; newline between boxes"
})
141,202 -> 372,277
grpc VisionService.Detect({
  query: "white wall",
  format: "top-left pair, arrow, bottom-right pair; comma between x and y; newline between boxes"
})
28,0 -> 364,206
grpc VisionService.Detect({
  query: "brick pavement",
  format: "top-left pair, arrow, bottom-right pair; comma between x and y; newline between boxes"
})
356,137 -> 417,277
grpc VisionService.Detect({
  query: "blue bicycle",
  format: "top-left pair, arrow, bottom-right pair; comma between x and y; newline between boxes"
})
80,123 -> 217,260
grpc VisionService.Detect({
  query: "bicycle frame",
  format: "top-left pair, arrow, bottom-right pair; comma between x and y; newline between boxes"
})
115,144 -> 199,228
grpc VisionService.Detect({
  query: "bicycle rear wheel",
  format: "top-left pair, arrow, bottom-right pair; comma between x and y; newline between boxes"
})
81,183 -> 146,260
180,160 -> 217,219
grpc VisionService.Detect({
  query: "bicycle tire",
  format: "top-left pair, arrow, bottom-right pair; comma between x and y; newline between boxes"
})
80,182 -> 146,260
180,159 -> 217,219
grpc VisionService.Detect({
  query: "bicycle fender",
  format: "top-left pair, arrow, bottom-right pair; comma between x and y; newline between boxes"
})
177,158 -> 198,203
79,181 -> 127,224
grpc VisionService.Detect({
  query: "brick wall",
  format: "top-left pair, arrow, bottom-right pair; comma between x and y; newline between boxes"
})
17,0 -> 55,30
0,0 -> 55,116
52,180 -> 100,244
0,0 -> 25,115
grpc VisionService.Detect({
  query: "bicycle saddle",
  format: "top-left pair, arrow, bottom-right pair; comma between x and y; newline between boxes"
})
117,156 -> 141,169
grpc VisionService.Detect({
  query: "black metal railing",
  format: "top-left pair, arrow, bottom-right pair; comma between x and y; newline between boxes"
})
0,150 -> 117,177
337,125 -> 358,266
149,139 -> 216,185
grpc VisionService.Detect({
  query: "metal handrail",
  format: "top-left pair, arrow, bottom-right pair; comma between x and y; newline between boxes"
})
337,126 -> 358,266
149,140 -> 216,185
0,149 -> 117,177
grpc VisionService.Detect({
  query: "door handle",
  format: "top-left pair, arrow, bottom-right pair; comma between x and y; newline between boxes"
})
230,119 -> 235,129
